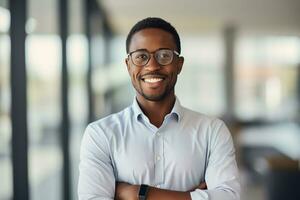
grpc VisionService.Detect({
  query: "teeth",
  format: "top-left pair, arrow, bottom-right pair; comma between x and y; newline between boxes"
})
144,78 -> 163,83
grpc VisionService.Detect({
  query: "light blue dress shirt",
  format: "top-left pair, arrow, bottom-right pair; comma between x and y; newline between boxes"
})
78,98 -> 240,200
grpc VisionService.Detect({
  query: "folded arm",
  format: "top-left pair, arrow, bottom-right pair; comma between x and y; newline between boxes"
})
189,120 -> 240,200
115,182 -> 207,200
78,125 -> 116,200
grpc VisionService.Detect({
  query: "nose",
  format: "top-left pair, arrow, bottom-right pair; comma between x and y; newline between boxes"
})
144,54 -> 161,71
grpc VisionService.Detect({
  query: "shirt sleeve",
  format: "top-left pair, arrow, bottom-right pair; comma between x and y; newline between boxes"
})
78,124 -> 115,200
190,119 -> 241,200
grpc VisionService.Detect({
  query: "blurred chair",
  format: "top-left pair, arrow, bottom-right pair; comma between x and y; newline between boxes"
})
265,156 -> 300,200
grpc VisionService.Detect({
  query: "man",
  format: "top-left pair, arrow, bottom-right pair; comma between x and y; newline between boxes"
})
78,17 -> 240,200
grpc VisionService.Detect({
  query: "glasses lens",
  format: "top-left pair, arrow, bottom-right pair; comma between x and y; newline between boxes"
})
155,49 -> 174,65
131,50 -> 150,66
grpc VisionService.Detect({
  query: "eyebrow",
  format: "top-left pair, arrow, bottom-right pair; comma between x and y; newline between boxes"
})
131,48 -> 172,53
132,48 -> 148,52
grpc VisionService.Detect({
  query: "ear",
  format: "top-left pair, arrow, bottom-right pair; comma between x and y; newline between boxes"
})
176,56 -> 184,75
125,57 -> 130,73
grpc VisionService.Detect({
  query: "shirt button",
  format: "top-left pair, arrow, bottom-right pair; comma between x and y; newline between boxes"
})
157,132 -> 161,136
156,156 -> 161,161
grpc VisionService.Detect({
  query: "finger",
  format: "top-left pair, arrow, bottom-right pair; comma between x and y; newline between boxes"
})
198,182 -> 207,190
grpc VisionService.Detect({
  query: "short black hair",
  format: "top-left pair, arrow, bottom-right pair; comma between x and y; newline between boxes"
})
126,17 -> 181,54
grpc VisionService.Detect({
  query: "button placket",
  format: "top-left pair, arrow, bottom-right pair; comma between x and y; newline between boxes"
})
154,131 -> 164,186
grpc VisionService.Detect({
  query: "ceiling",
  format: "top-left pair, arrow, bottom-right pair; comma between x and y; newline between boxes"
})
99,0 -> 300,35
2,0 -> 300,35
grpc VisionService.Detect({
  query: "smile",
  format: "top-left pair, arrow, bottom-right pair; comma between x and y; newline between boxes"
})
143,78 -> 164,83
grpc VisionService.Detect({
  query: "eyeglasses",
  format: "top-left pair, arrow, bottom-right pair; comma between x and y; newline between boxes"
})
127,48 -> 180,67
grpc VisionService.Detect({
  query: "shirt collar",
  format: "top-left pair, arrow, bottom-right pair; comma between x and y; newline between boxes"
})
132,97 -> 144,120
170,97 -> 182,121
132,96 -> 183,122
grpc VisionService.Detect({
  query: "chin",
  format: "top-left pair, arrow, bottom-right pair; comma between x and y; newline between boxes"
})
141,92 -> 169,102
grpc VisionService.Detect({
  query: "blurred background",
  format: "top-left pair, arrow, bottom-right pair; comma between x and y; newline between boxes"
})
1,0 -> 300,200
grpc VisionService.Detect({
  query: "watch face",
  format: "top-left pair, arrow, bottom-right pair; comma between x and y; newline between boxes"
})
138,184 -> 149,199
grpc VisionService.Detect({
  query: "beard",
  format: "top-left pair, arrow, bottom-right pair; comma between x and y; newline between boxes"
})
140,87 -> 172,101
133,79 -> 176,102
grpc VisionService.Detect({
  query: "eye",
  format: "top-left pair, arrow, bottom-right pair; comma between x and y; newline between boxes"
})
157,51 -> 172,60
134,52 -> 149,61
160,53 -> 171,58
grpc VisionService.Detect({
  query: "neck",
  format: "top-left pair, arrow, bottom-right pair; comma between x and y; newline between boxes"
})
136,93 -> 176,128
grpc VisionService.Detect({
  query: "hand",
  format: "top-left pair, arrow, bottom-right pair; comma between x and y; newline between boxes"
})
198,182 -> 207,190
115,182 -> 139,200
189,182 -> 207,192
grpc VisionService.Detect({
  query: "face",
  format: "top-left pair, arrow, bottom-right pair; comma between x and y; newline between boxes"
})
126,28 -> 184,102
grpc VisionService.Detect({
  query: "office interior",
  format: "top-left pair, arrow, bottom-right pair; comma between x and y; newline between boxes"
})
0,0 -> 300,200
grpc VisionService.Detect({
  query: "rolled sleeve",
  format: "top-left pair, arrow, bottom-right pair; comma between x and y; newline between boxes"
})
78,124 -> 115,200
190,120 -> 240,200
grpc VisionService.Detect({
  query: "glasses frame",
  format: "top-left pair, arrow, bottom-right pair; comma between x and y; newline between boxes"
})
127,48 -> 180,67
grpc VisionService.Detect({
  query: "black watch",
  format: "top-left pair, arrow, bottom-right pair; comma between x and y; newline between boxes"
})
138,184 -> 149,200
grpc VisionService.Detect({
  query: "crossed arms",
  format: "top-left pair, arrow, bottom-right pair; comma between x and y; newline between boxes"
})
78,122 -> 240,200
115,181 -> 207,200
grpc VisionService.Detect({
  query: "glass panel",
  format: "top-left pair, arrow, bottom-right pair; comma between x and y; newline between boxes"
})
178,35 -> 225,116
92,35 -> 133,118
235,36 -> 300,121
68,0 -> 88,198
27,0 -> 62,199
0,2 -> 12,200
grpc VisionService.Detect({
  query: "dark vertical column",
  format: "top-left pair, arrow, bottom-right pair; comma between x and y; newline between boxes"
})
297,65 -> 300,123
223,25 -> 236,121
84,0 -> 113,122
9,0 -> 29,200
85,0 -> 95,123
59,0 -> 71,199
103,22 -> 112,65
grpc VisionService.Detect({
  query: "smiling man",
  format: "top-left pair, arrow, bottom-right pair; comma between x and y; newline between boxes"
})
78,17 -> 240,200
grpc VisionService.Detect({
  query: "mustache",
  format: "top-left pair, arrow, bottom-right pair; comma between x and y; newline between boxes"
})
139,72 -> 167,79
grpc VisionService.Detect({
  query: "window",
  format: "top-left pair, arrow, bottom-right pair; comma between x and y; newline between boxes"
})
27,0 -> 62,199
235,35 -> 300,121
0,3 -> 12,200
68,0 -> 89,197
177,34 -> 225,116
